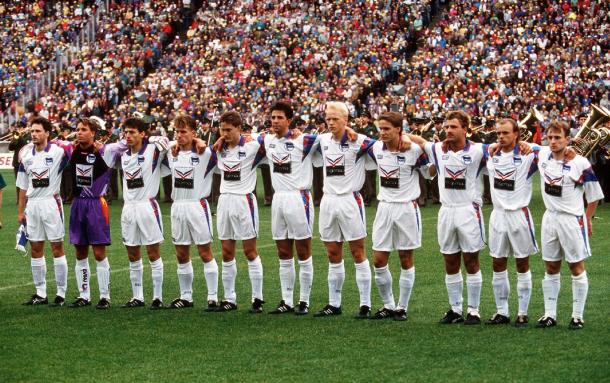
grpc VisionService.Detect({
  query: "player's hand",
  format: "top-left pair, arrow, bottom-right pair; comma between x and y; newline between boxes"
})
212,137 -> 225,152
171,144 -> 179,157
488,143 -> 500,156
564,147 -> 576,161
149,136 -> 169,152
17,213 -> 24,224
441,140 -> 449,153
345,127 -> 358,141
194,138 -> 207,155
398,134 -> 412,152
518,141 -> 533,154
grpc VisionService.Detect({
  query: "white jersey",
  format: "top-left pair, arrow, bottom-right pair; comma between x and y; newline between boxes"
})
318,132 -> 375,194
217,136 -> 265,195
120,139 -> 170,202
537,147 -> 604,216
425,141 -> 487,206
167,144 -> 216,200
16,142 -> 71,198
370,141 -> 429,203
263,132 -> 320,191
486,145 -> 539,210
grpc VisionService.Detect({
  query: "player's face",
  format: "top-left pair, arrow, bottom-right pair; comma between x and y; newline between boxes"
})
270,110 -> 290,136
378,120 -> 400,143
76,123 -> 95,145
30,123 -> 49,146
175,126 -> 195,147
443,118 -> 466,144
495,122 -> 517,150
547,129 -> 568,153
219,122 -> 240,145
123,126 -> 145,148
325,110 -> 347,135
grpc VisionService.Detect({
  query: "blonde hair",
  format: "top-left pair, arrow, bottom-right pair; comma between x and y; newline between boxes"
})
326,101 -> 349,118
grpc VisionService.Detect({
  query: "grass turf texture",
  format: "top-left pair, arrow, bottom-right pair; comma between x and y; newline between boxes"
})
0,169 -> 608,382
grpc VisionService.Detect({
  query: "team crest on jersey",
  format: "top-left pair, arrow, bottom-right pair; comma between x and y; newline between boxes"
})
45,157 -> 54,165
284,142 -> 294,151
462,155 -> 472,165
562,164 -> 571,172
238,151 -> 246,159
137,155 -> 145,165
191,157 -> 199,165
340,143 -> 349,152
513,157 -> 522,165
86,154 -> 96,164
396,155 -> 406,165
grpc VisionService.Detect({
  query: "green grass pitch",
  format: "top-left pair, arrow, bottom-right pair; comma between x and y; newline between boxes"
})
0,169 -> 608,382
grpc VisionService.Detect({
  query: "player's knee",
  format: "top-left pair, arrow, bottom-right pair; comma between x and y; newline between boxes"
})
492,258 -> 508,272
515,258 -> 529,273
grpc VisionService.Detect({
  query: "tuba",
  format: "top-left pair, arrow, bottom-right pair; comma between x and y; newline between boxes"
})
573,104 -> 610,158
518,107 -> 544,142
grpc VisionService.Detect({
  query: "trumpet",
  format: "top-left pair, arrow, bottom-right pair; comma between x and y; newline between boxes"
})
518,107 -> 544,142
573,104 -> 610,158
466,123 -> 485,138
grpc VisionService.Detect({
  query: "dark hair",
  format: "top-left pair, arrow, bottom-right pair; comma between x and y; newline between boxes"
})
498,118 -> 519,133
173,114 -> 197,131
546,120 -> 570,137
78,117 -> 101,132
378,111 -> 403,129
445,110 -> 471,130
219,111 -> 242,128
122,117 -> 148,133
269,101 -> 294,119
30,116 -> 53,133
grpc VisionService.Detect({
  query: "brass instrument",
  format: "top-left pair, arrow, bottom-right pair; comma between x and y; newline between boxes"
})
573,104 -> 610,157
518,107 -> 544,142
466,123 -> 485,139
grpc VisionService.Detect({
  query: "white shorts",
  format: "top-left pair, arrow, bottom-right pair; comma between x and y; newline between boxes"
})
541,211 -> 591,263
489,208 -> 538,258
171,199 -> 213,245
272,190 -> 314,240
25,196 -> 65,242
121,199 -> 164,246
319,192 -> 366,242
217,193 -> 258,240
438,203 -> 486,254
372,200 -> 421,251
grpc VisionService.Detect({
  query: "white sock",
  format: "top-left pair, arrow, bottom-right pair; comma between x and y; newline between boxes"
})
571,271 -> 588,320
328,261 -> 345,307
542,273 -> 561,319
203,259 -> 219,302
177,261 -> 193,301
492,270 -> 509,316
222,260 -> 237,303
31,257 -> 47,298
516,270 -> 532,316
466,271 -> 483,315
150,258 -> 164,301
53,256 -> 68,298
96,258 -> 110,299
445,272 -> 463,314
279,259 -> 295,307
75,258 -> 91,301
374,265 -> 395,310
397,267 -> 415,312
248,256 -> 264,301
129,260 -> 144,301
355,259 -> 372,307
298,257 -> 313,304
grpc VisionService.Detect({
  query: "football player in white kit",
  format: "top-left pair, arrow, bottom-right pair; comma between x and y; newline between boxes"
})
17,117 -> 71,306
313,101 -> 377,319
484,119 -> 539,327
369,112 -> 433,321
214,111 -> 266,313
119,117 -> 170,310
262,102 -> 319,315
535,121 -> 603,330
410,110 -> 488,325
166,115 -> 219,310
